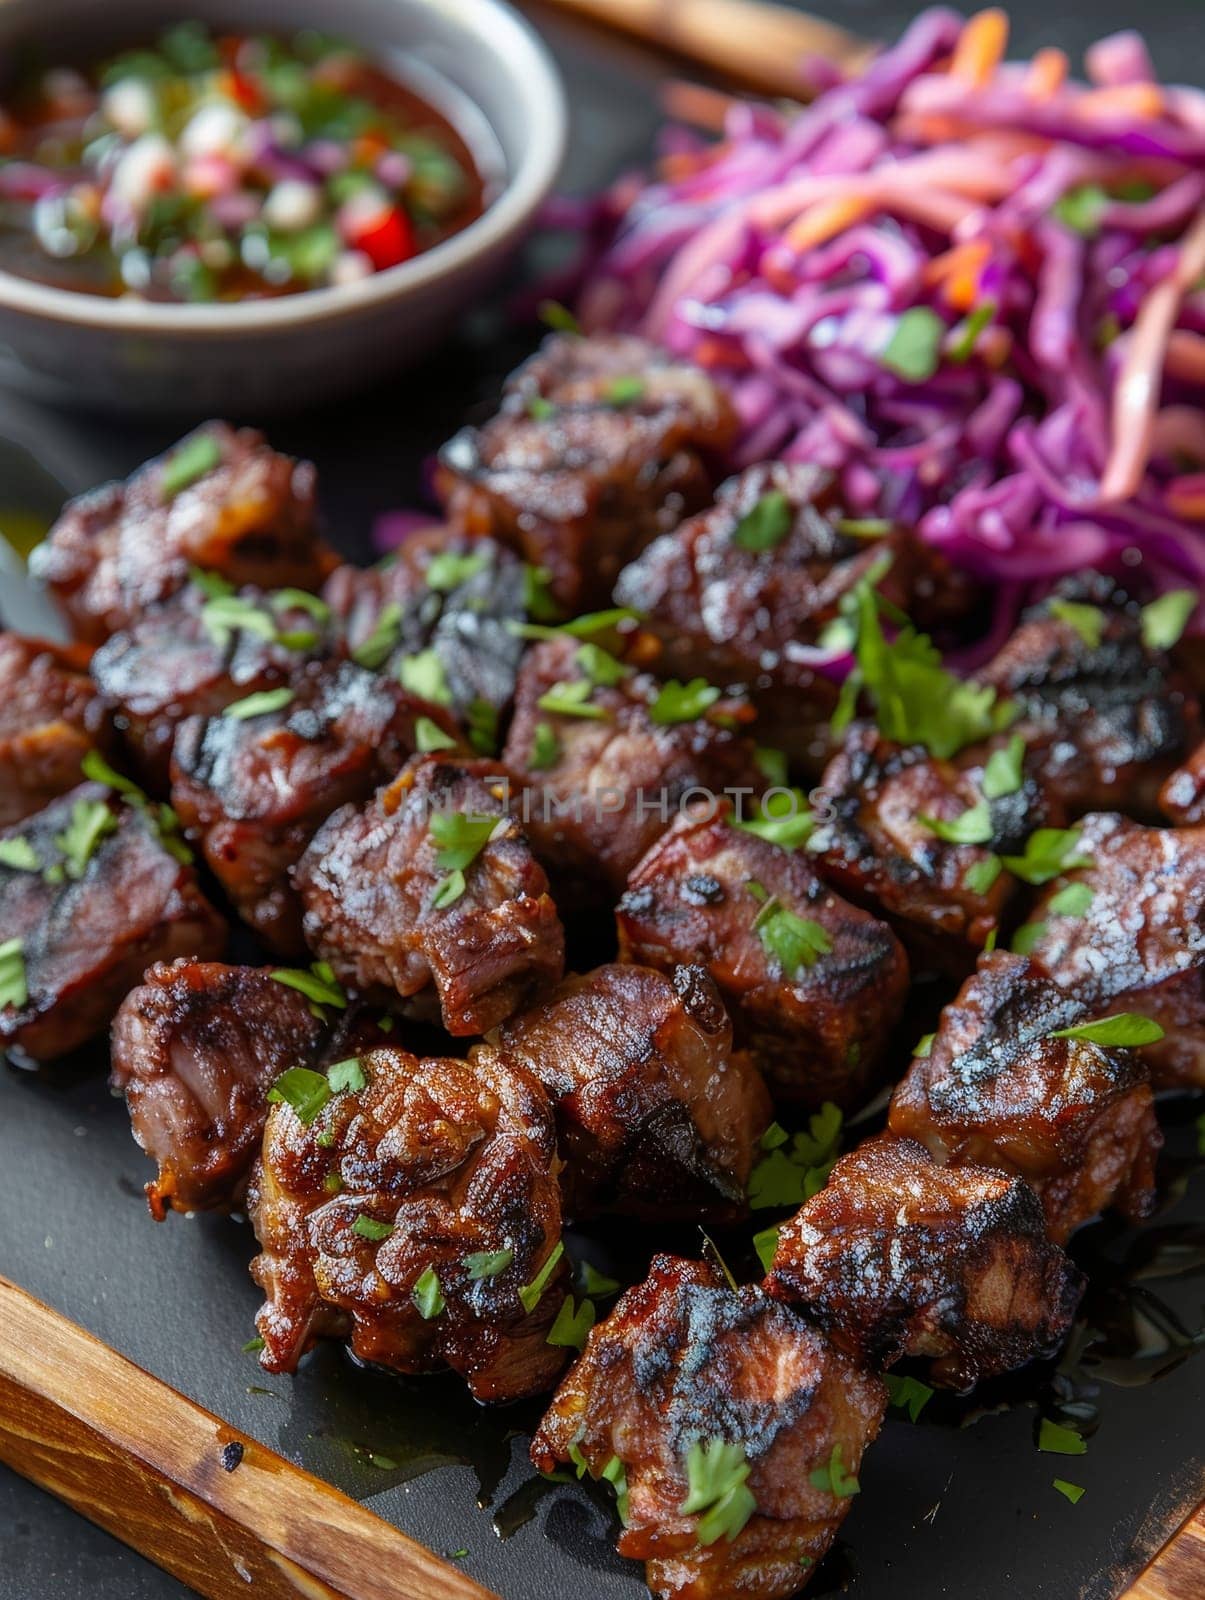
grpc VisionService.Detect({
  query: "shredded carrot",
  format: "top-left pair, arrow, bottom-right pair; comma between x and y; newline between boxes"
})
1167,475 -> 1205,520
924,240 -> 990,292
783,194 -> 875,255
1025,48 -> 1068,97
1080,83 -> 1164,120
661,81 -> 737,133
949,9 -> 1010,87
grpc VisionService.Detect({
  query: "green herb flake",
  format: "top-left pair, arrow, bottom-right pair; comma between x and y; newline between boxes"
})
430,868 -> 467,910
604,375 -> 645,408
1141,589 -> 1197,651
732,490 -> 792,553
323,1171 -> 344,1195
527,722 -> 562,771
1049,1013 -> 1164,1048
189,566 -> 235,600
518,1240 -> 565,1313
538,300 -> 580,335
1047,882 -> 1095,917
270,963 -> 347,1011
54,798 -> 118,879
1053,1478 -> 1086,1504
160,434 -> 223,500
537,678 -> 608,720
753,1223 -> 780,1273
754,747 -> 789,787
1049,599 -> 1106,650
398,649 -> 452,706
0,937 -> 27,1011
242,1336 -> 266,1354
737,790 -> 814,850
1011,921 -> 1048,955
964,854 -> 1004,895
415,715 -> 458,753
81,749 -> 144,800
575,641 -> 629,688
919,798 -> 994,846
352,1214 -> 396,1243
368,1453 -> 399,1471
425,549 -> 489,593
527,395 -> 556,421
914,1032 -> 935,1058
880,307 -> 946,383
649,678 -> 722,725
753,897 -> 833,978
577,1260 -> 621,1298
1002,828 -> 1091,886
430,811 -> 499,874
464,1247 -> 514,1280
1037,1419 -> 1087,1456
327,1058 -> 366,1093
269,588 -> 330,623
352,602 -> 404,670
411,1264 -> 445,1319
0,837 -> 40,872
679,1439 -> 757,1546
748,1103 -> 842,1210
982,734 -> 1026,800
546,1293 -> 595,1350
809,1442 -> 860,1497
836,517 -> 894,539
521,564 -> 561,623
223,687 -> 294,721
1053,183 -> 1108,236
266,1066 -> 332,1125
200,594 -> 279,649
885,1373 -> 934,1422
948,298 -> 997,363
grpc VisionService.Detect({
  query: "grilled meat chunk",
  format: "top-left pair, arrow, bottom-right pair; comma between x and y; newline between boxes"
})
31,423 -> 333,644
1160,741 -> 1205,826
110,959 -> 331,1218
765,1137 -> 1082,1388
295,754 -> 564,1035
0,783 -> 226,1064
436,334 -> 735,610
615,462 -> 972,774
888,952 -> 1160,1242
808,725 -> 1041,975
974,576 -> 1199,820
171,660 -> 458,956
0,632 -> 113,826
488,963 -> 771,1221
322,529 -> 528,736
531,1255 -> 887,1600
501,635 -> 762,899
248,1044 -> 567,1402
1023,812 -> 1205,1090
90,583 -> 331,791
617,803 -> 908,1110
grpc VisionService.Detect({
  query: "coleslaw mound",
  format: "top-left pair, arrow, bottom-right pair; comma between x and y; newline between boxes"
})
575,7 -> 1205,619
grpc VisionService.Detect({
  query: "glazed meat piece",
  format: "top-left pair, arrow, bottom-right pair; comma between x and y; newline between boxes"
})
248,1043 -> 568,1402
488,963 -> 771,1221
616,462 -> 972,774
973,575 -> 1199,820
436,333 -> 735,609
765,1137 -> 1083,1388
501,635 -> 763,899
0,632 -> 113,825
1023,812 -> 1205,1091
617,803 -> 908,1110
111,959 -> 329,1218
1160,741 -> 1205,825
30,423 -> 334,643
90,582 -> 332,791
808,725 -> 1041,975
531,1255 -> 887,1600
171,660 -> 459,955
0,782 -> 226,1064
296,753 -> 564,1035
888,952 -> 1160,1242
322,529 -> 529,739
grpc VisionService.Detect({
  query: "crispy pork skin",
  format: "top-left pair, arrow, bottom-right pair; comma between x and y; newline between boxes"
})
531,1255 -> 887,1600
110,960 -> 329,1218
974,576 -> 1198,820
617,803 -> 908,1110
888,952 -> 1160,1242
489,963 -> 771,1221
436,333 -> 735,610
1023,812 -> 1205,1090
502,634 -> 762,899
248,1044 -> 567,1402
0,632 -> 113,826
765,1137 -> 1083,1387
30,423 -> 334,643
0,783 -> 226,1063
1160,740 -> 1205,825
170,660 -> 458,955
295,754 -> 564,1035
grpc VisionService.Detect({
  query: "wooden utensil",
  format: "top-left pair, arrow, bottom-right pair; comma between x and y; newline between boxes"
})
534,0 -> 876,98
0,1275 -> 496,1600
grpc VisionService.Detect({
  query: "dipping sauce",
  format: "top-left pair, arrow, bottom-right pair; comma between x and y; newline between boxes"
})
0,23 -> 492,300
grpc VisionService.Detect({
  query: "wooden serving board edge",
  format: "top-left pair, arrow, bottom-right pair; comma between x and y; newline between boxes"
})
1120,1499 -> 1205,1600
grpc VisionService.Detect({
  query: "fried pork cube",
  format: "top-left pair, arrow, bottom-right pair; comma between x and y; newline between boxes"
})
974,575 -> 1199,820
1023,812 -> 1205,1091
617,803 -> 908,1110
322,529 -> 528,737
248,1043 -> 568,1402
765,1137 -> 1083,1388
90,582 -> 332,791
808,725 -> 1042,975
111,959 -> 329,1218
0,783 -> 226,1064
295,754 -> 564,1036
1159,741 -> 1205,825
501,635 -> 763,899
171,660 -> 459,956
0,632 -> 114,826
615,462 -> 973,773
888,952 -> 1160,1242
436,333 -> 736,610
30,423 -> 334,643
487,963 -> 771,1221
531,1255 -> 887,1600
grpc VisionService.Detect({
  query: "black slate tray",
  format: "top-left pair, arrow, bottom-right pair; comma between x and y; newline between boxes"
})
1,5 -> 1203,1598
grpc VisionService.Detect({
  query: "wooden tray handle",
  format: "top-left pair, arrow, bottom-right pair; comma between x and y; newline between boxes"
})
0,1275 -> 497,1600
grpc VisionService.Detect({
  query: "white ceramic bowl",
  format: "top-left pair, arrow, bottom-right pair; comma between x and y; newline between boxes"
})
0,0 -> 566,413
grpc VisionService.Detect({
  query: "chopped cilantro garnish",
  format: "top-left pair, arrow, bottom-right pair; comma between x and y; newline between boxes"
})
352,1215 -> 396,1243
753,1223 -> 780,1273
914,1032 -> 935,1058
537,678 -> 608,720
430,869 -> 466,909
266,1066 -> 331,1125
415,715 -> 457,753
242,1336 -> 265,1354
880,307 -> 945,383
1049,1013 -> 1164,1048
1011,920 -> 1047,955
982,734 -> 1026,800
885,1374 -> 933,1421
0,937 -> 27,1011
398,649 -> 453,706
1001,828 -> 1091,885
732,490 -> 792,552
426,549 -> 489,592
748,1103 -> 842,1210
1037,1419 -> 1087,1456
1141,589 -> 1197,651
754,746 -> 789,787
538,300 -> 580,334
352,602 -> 404,669
0,837 -> 39,872
223,687 -> 294,721
809,1442 -> 860,1497
948,298 -> 997,363
466,698 -> 499,755
54,798 -> 118,879
518,1240 -> 564,1313
521,564 -> 560,622
1047,882 -> 1095,917
464,1247 -> 513,1280
575,640 -> 629,688
737,790 -> 814,850
189,566 -> 235,600
1053,1479 -> 1086,1504
919,798 -> 993,845
547,1293 -> 595,1350
1053,183 -> 1108,236
270,962 -> 347,1011
527,722 -> 561,770
527,395 -> 556,421
200,594 -> 278,649
430,811 -> 499,875
604,375 -> 645,407
327,1058 -> 366,1093
81,749 -> 143,799
964,854 -> 1003,895
1049,599 -> 1105,650
576,1260 -> 620,1298
649,678 -> 721,725
680,1440 -> 757,1545
160,434 -> 223,499
411,1264 -> 445,1318
269,589 -> 329,623
752,896 -> 833,977
323,1171 -> 344,1195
